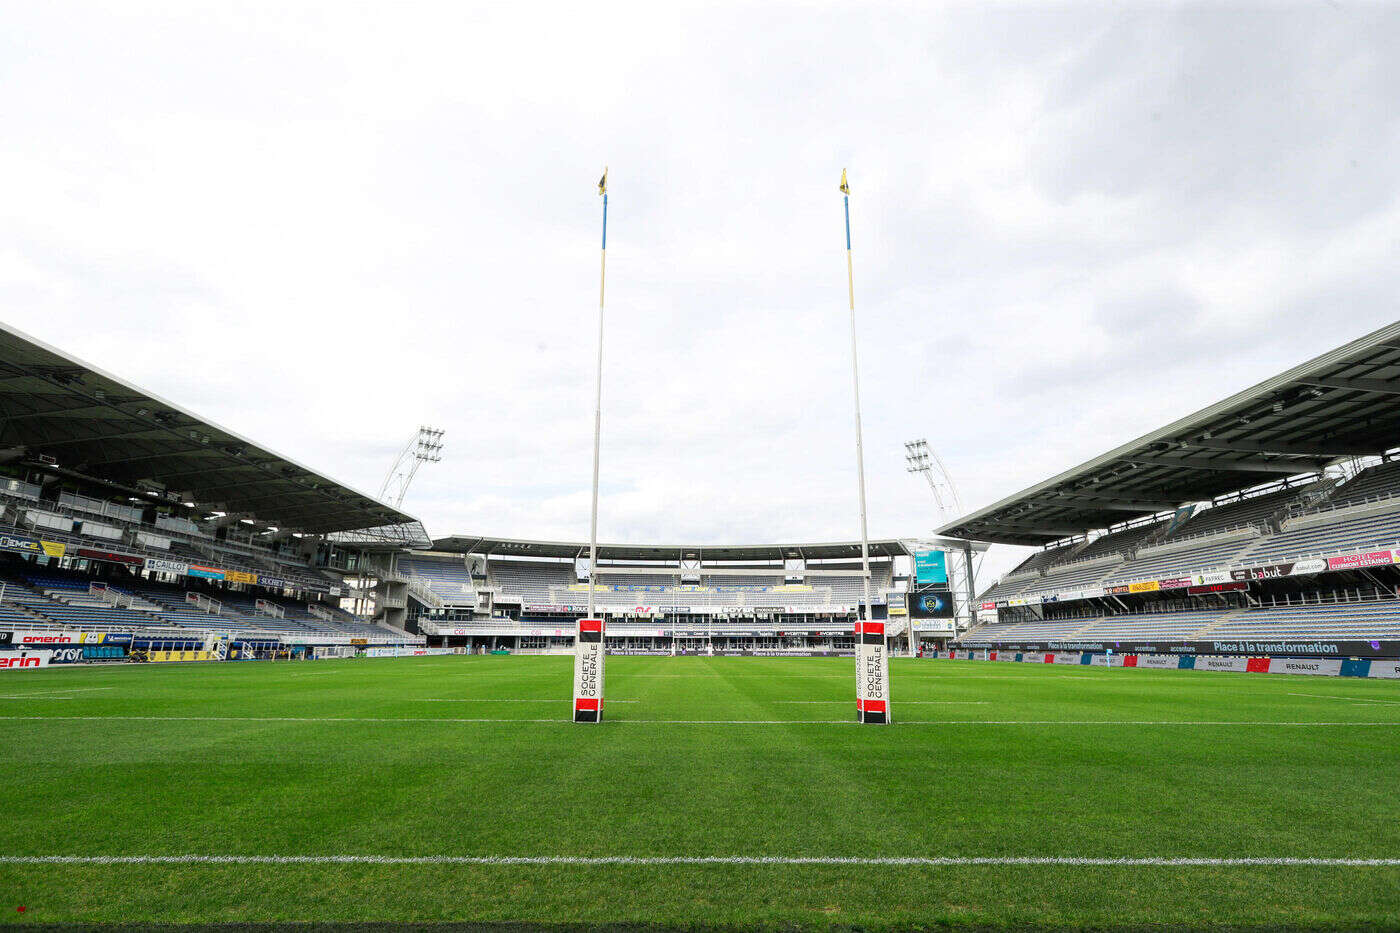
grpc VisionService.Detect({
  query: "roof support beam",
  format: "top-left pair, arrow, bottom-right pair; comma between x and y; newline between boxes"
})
1048,494 -> 1178,512
14,428 -> 180,451
961,521 -> 1085,537
1125,454 -> 1324,475
1297,376 -> 1400,396
1182,437 -> 1376,458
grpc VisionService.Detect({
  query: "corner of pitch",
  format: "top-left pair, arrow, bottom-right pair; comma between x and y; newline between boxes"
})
855,620 -> 890,724
572,618 -> 605,722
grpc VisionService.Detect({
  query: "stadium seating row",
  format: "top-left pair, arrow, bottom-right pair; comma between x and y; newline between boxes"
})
400,557 -> 897,611
0,562 -> 389,641
982,469 -> 1400,605
962,599 -> 1400,643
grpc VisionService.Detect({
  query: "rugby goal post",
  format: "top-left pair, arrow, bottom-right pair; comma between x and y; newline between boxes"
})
572,618 -> 604,722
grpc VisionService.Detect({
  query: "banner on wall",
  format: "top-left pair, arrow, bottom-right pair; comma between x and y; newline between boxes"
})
1194,571 -> 1234,586
1230,559 -> 1327,582
957,637 -> 1400,658
144,557 -> 190,575
0,650 -> 50,670
0,533 -> 42,555
1326,551 -> 1396,571
187,565 -> 225,580
224,570 -> 257,585
1194,655 -> 1249,672
1187,581 -> 1249,596
1268,657 -> 1344,676
1368,660 -> 1400,679
3,630 -> 116,646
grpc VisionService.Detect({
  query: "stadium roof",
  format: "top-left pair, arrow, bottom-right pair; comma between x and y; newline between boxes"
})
0,321 -> 421,536
938,320 -> 1400,547
431,535 -> 911,562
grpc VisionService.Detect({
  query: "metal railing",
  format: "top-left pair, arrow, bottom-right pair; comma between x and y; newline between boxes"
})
1285,489 -> 1400,523
403,575 -> 446,610
185,592 -> 222,615
89,582 -> 133,609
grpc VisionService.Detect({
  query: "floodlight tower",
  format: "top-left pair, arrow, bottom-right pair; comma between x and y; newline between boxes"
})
378,426 -> 445,509
904,438 -> 979,644
904,439 -> 963,522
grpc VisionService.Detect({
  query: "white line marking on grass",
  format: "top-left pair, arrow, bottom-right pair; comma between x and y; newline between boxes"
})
412,698 -> 638,703
0,855 -> 1396,867
0,687 -> 114,695
1289,693 -> 1400,705
774,700 -> 989,705
2,715 -> 1398,727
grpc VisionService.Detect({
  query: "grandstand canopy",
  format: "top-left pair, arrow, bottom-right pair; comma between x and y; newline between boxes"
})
939,321 -> 1400,547
432,535 -> 911,562
0,322 -> 420,536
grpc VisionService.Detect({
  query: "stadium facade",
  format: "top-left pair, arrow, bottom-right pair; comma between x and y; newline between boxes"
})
4,317 -> 1400,664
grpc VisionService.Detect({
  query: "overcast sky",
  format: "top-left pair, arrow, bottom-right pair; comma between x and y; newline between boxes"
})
2,2 -> 1398,582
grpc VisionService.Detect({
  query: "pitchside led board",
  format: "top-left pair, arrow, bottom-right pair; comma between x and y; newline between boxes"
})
573,618 -> 605,723
855,620 -> 890,724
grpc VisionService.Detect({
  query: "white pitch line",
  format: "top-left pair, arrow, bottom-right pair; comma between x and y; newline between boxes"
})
412,698 -> 638,703
1289,693 -> 1400,706
0,715 -> 1398,727
774,700 -> 989,705
0,854 -> 1396,867
0,686 -> 116,699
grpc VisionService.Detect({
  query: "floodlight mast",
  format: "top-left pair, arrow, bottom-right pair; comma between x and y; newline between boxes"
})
378,426 -> 445,509
904,438 -> 978,643
903,439 -> 963,521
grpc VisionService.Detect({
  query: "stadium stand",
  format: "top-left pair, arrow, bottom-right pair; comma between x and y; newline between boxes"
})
1236,500 -> 1400,564
0,322 -> 426,653
943,322 -> 1400,657
964,602 -> 1400,644
1313,459 -> 1400,511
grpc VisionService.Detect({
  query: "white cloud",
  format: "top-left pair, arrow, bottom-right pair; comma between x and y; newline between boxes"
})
1,2 -> 1397,586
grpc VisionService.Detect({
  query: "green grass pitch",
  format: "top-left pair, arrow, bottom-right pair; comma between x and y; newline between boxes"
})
2,654 -> 1399,929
